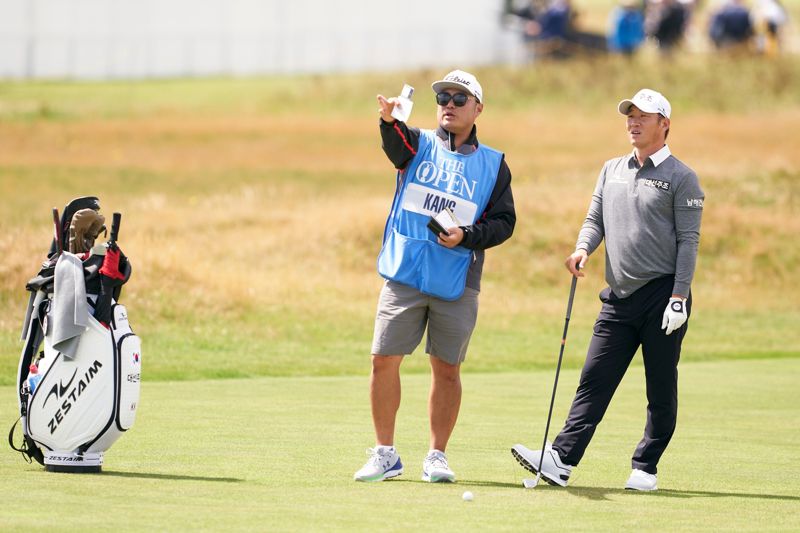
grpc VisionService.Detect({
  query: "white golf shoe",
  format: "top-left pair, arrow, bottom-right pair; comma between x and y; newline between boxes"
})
511,442 -> 572,487
422,449 -> 455,483
353,446 -> 404,482
625,469 -> 658,491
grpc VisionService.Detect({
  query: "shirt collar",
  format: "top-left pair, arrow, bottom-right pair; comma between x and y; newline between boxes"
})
631,144 -> 671,168
649,145 -> 671,167
436,125 -> 479,154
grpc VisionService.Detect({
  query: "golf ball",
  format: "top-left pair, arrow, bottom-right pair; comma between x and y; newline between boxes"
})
462,491 -> 474,502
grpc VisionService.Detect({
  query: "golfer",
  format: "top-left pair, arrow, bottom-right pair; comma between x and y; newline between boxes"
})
513,89 -> 704,491
354,70 -> 515,483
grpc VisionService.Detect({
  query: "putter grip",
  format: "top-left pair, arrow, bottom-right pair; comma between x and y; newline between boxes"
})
110,212 -> 122,245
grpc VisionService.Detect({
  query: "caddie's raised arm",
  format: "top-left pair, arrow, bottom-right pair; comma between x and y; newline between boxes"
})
377,95 -> 398,123
378,96 -> 421,171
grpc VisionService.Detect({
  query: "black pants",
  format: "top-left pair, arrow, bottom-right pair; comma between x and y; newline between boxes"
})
552,276 -> 691,475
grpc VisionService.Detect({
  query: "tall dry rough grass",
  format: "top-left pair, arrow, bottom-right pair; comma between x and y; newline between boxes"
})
0,57 -> 798,378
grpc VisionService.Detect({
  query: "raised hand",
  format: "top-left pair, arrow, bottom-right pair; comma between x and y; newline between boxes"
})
377,94 -> 399,123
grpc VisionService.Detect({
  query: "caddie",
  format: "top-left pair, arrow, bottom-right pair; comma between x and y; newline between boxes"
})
354,70 -> 516,483
513,88 -> 704,491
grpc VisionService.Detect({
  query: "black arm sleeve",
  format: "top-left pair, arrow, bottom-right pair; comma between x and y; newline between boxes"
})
379,119 -> 420,170
459,157 -> 516,250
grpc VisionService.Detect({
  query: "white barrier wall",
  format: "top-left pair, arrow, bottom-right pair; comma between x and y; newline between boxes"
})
0,0 -> 523,79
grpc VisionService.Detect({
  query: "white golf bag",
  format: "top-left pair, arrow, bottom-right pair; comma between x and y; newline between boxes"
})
9,197 -> 140,473
17,297 -> 141,472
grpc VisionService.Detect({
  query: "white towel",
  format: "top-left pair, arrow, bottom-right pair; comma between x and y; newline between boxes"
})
51,252 -> 88,359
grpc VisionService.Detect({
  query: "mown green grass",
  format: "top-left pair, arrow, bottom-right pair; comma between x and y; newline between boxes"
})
2,278 -> 797,383
1,358 -> 798,531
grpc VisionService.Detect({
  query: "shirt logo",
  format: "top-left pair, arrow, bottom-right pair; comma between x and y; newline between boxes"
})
686,198 -> 704,208
642,178 -> 670,191
415,159 -> 477,200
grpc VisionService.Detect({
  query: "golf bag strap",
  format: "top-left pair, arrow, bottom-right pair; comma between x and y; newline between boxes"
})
8,418 -> 25,456
8,417 -> 45,465
16,301 -> 46,392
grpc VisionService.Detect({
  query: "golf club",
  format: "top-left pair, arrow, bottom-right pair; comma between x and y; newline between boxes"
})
523,264 -> 580,489
52,207 -> 63,256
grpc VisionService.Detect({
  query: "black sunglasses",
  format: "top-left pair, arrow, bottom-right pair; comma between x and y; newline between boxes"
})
436,92 -> 472,107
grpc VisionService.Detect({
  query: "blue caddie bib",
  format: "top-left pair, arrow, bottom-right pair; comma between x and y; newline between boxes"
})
377,129 -> 502,300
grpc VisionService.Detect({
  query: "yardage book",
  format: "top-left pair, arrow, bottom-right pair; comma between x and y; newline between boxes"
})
427,206 -> 460,237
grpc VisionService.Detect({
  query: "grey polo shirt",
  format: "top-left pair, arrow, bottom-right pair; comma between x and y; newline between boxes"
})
576,145 -> 704,298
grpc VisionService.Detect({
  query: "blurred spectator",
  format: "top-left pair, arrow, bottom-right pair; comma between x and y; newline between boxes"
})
522,0 -> 576,59
647,0 -> 689,54
753,0 -> 789,55
507,0 -> 547,43
509,0 -> 547,25
709,0 -> 754,50
537,0 -> 573,40
608,1 -> 646,56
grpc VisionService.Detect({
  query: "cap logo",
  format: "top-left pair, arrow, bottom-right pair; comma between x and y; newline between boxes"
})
445,75 -> 471,86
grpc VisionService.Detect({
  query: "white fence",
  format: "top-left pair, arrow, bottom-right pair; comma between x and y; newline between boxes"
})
0,0 -> 524,80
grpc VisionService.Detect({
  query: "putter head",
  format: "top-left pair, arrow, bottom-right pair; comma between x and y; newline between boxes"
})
523,474 -> 541,489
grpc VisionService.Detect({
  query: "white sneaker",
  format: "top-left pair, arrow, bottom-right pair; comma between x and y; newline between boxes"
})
625,469 -> 657,491
511,442 -> 572,487
353,446 -> 403,482
421,449 -> 455,483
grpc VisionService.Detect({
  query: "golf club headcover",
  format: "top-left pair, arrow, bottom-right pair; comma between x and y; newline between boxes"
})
69,209 -> 106,254
99,247 -> 127,280
661,297 -> 687,335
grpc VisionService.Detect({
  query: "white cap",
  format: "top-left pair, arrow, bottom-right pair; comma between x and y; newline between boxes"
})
431,70 -> 483,103
618,88 -> 671,118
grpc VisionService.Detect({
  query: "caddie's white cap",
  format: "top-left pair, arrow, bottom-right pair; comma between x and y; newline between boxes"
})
431,70 -> 483,103
618,88 -> 671,118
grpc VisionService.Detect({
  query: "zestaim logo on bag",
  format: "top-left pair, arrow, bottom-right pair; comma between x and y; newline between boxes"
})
41,360 -> 103,434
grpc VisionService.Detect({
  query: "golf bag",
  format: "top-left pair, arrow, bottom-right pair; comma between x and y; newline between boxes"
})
8,196 -> 141,473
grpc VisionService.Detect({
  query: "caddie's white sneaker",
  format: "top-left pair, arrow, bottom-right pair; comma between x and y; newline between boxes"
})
422,449 -> 455,483
353,446 -> 403,482
511,442 -> 572,487
625,469 -> 658,491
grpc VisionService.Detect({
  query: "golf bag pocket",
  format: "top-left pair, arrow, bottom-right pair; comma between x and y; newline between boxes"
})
113,304 -> 140,431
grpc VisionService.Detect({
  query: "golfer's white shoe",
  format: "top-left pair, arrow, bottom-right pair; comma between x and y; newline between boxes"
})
353,446 -> 404,482
422,449 -> 455,483
511,442 -> 572,487
625,469 -> 658,491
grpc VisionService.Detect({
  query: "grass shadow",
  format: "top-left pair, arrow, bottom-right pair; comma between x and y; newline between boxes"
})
562,486 -> 800,502
101,470 -> 244,483
458,479 -> 522,489
389,478 -> 520,489
655,488 -> 800,501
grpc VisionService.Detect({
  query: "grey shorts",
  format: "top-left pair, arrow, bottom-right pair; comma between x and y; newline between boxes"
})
371,280 -> 480,365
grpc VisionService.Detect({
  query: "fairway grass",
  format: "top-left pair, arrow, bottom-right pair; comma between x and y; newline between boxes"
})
2,358 -> 798,531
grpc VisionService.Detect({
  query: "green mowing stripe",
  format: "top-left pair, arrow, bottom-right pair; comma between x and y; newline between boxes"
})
3,304 -> 798,384
1,358 -> 798,531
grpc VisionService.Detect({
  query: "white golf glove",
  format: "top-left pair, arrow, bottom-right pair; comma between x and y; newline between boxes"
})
661,297 -> 687,335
